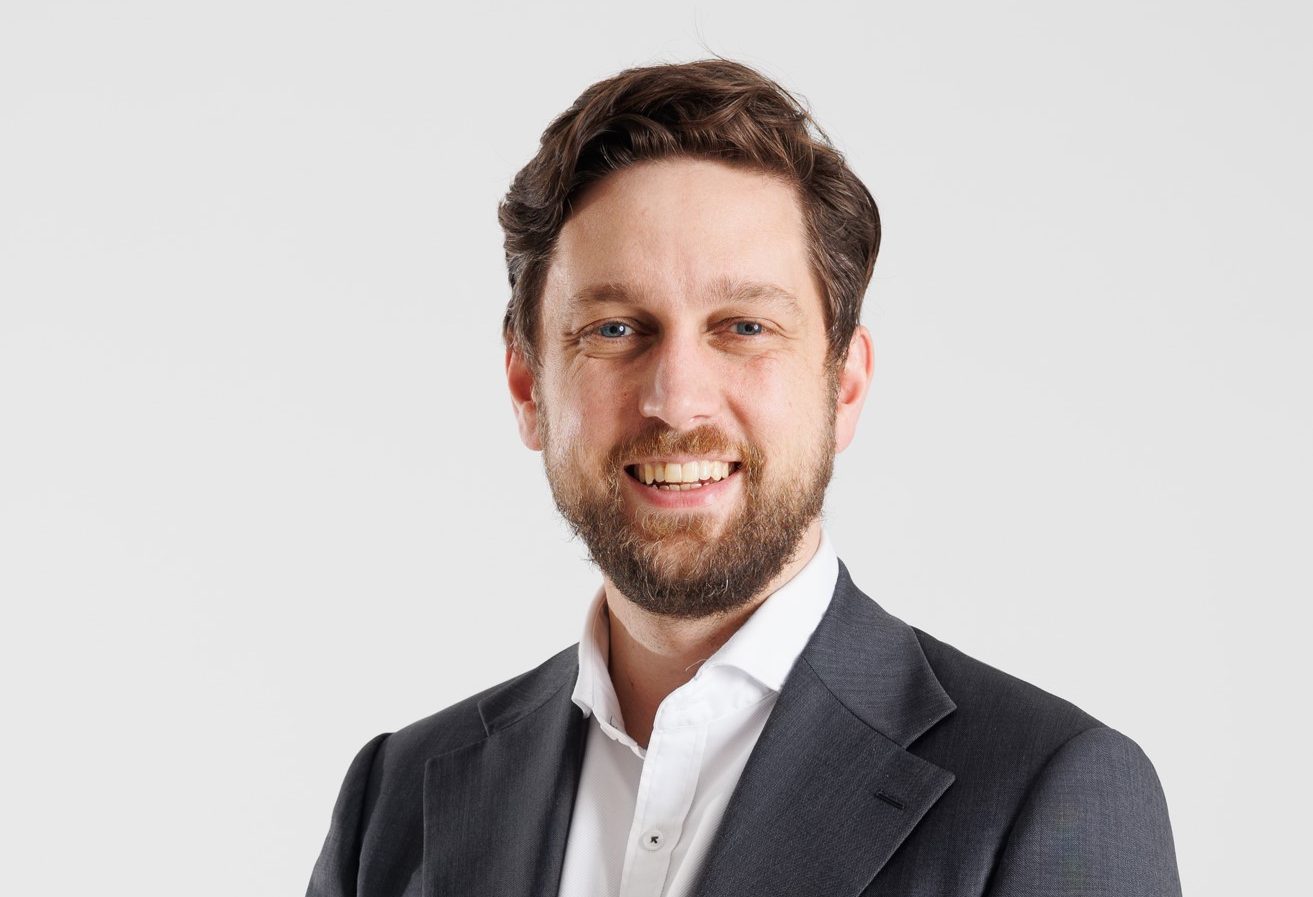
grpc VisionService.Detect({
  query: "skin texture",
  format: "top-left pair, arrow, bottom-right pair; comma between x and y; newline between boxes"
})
507,159 -> 873,746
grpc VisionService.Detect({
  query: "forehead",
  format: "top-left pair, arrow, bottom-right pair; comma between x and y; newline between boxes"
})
543,158 -> 822,319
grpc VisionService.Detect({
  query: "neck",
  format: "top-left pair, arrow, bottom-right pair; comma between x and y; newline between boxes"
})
604,520 -> 822,748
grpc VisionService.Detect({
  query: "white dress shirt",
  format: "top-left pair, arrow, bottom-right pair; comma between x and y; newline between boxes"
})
557,531 -> 840,897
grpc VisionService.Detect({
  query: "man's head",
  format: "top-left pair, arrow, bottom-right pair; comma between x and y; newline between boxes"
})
500,61 -> 879,619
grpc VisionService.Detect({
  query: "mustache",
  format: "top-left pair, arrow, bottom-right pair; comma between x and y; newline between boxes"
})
605,424 -> 761,469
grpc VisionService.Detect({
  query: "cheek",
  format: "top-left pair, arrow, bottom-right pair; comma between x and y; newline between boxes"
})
732,356 -> 834,456
736,355 -> 814,422
547,400 -> 583,445
546,369 -> 628,458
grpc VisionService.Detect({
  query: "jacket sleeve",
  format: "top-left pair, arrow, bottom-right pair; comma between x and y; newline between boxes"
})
985,726 -> 1182,897
306,733 -> 391,897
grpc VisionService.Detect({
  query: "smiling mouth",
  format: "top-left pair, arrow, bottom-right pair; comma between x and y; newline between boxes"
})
624,460 -> 742,491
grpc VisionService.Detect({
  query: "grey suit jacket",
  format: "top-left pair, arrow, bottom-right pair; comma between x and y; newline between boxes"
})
307,562 -> 1181,896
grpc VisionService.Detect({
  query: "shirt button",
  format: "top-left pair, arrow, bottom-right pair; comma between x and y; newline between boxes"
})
641,829 -> 664,851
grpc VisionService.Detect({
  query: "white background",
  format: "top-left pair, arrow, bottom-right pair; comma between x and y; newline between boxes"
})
2,1 -> 1308,894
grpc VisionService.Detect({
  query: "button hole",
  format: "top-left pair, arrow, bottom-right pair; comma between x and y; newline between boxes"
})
874,790 -> 905,810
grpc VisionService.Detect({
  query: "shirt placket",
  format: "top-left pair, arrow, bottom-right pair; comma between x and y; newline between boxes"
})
616,700 -> 710,897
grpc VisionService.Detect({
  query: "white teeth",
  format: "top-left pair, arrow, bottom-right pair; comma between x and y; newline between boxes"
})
634,460 -> 737,485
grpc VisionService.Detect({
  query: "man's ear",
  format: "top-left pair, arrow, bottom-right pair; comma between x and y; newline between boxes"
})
834,324 -> 874,454
506,346 -> 543,451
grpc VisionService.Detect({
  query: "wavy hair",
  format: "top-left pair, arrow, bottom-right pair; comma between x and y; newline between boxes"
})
498,59 -> 880,368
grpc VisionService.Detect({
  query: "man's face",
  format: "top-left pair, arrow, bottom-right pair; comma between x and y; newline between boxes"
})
508,159 -> 866,618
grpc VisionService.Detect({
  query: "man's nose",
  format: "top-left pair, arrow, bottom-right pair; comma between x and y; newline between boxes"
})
637,333 -> 722,431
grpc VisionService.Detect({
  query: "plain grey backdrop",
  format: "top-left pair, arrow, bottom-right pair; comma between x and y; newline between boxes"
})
1,1 -> 1308,894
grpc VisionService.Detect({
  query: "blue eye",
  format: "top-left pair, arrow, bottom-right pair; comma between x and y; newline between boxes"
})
732,321 -> 765,336
597,322 -> 630,338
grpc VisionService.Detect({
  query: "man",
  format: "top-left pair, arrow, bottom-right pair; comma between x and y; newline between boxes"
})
307,60 -> 1181,897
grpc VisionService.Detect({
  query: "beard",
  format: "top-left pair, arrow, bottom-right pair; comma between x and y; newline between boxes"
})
540,404 -> 836,620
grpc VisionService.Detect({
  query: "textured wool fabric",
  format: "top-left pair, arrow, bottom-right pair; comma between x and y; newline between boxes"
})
306,562 -> 1181,897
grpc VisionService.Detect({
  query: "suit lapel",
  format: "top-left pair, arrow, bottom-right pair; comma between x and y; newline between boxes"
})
419,565 -> 955,897
422,649 -> 585,897
694,564 -> 957,897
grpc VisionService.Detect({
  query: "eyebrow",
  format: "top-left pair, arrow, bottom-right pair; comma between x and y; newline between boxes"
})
567,282 -> 642,310
567,278 -> 805,318
713,279 -> 805,318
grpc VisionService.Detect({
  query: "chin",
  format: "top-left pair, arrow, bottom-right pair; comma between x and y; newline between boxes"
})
631,506 -> 733,541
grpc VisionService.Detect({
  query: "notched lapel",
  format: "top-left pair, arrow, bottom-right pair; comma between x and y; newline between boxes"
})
692,661 -> 955,897
693,564 -> 958,897
422,663 -> 585,897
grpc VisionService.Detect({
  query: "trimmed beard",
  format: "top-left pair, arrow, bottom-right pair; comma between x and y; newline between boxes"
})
540,403 -> 836,620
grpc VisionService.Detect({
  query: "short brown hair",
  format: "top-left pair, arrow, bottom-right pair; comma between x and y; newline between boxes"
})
498,59 -> 880,368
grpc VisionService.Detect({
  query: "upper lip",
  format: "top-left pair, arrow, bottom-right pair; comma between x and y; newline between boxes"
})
625,456 -> 740,466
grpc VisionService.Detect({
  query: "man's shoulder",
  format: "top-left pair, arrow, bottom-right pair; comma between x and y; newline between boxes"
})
910,625 -> 1106,754
820,568 -> 1108,759
868,622 -> 1180,893
913,626 -> 1103,735
381,643 -> 579,763
307,648 -> 582,893
904,623 -> 1135,788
